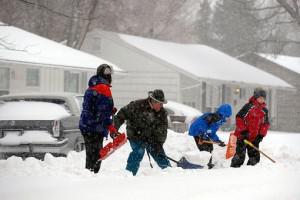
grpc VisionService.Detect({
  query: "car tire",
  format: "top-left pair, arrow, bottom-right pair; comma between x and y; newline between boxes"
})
74,137 -> 85,152
0,153 -> 7,160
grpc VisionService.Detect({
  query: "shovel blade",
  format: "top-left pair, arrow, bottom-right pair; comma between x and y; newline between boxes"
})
177,157 -> 204,169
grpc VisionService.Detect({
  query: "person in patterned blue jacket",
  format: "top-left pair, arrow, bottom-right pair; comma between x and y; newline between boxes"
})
189,104 -> 232,168
79,64 -> 118,173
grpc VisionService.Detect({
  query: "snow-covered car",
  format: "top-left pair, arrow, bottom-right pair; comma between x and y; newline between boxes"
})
164,101 -> 202,133
0,93 -> 85,159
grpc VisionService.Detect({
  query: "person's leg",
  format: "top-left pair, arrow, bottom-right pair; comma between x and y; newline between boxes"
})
247,140 -> 260,166
92,134 -> 104,173
126,140 -> 145,176
230,139 -> 247,168
194,136 -> 214,168
83,134 -> 94,171
147,145 -> 171,169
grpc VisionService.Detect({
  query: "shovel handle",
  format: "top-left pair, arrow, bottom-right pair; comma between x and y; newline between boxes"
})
244,140 -> 276,163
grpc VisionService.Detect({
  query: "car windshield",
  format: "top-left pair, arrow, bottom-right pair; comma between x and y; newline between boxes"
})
75,96 -> 83,111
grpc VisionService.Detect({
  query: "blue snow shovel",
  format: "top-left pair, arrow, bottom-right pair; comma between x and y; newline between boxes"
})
164,155 -> 204,169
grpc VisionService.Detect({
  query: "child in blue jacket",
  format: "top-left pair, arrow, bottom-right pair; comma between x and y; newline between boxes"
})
189,104 -> 232,168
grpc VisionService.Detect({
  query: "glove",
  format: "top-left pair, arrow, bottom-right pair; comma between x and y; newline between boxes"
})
108,124 -> 118,139
112,107 -> 118,115
218,141 -> 226,147
240,130 -> 249,140
255,135 -> 264,143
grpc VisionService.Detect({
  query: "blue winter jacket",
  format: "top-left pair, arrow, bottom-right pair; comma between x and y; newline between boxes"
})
188,104 -> 232,142
79,75 -> 114,137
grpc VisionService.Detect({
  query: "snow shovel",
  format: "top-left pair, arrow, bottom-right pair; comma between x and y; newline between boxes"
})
163,155 -> 204,169
93,133 -> 127,172
244,139 -> 276,163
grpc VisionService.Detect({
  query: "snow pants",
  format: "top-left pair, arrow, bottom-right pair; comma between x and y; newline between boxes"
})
194,136 -> 213,153
126,140 -> 171,176
230,139 -> 261,167
83,133 -> 104,173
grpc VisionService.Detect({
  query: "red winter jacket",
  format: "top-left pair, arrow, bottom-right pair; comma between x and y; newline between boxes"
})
234,96 -> 270,142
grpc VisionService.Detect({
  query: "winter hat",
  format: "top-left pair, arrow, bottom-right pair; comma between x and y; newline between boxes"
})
253,88 -> 266,99
216,103 -> 232,118
148,89 -> 167,104
97,64 -> 113,84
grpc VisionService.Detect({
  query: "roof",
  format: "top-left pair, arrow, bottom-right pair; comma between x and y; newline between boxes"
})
259,53 -> 300,74
118,34 -> 292,88
0,23 -> 123,73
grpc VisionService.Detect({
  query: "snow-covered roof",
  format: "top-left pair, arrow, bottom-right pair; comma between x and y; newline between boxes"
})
259,53 -> 300,74
0,24 -> 123,73
119,34 -> 292,88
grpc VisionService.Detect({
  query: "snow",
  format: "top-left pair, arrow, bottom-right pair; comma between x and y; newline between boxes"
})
0,130 -> 299,200
0,24 -> 123,73
0,101 -> 71,120
0,131 -> 57,145
165,100 -> 202,117
259,54 -> 300,74
119,34 -> 292,88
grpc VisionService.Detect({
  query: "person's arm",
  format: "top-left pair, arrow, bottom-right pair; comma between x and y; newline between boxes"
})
113,102 -> 133,130
94,84 -> 114,130
235,103 -> 253,139
155,111 -> 168,144
79,90 -> 97,132
259,108 -> 270,137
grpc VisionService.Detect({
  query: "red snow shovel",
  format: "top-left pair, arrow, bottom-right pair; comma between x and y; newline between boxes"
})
99,132 -> 127,160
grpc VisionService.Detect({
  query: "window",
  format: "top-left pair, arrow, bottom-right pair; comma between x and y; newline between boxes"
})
64,71 -> 79,93
26,68 -> 40,87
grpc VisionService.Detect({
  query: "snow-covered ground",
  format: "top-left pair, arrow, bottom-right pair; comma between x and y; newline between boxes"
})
0,130 -> 299,200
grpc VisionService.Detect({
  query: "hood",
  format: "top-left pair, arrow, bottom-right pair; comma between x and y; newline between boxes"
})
88,75 -> 110,87
216,103 -> 232,118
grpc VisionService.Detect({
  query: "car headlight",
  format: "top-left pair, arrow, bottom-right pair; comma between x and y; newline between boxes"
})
52,120 -> 60,137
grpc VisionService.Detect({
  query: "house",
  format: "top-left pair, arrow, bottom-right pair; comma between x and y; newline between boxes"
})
0,23 -> 123,96
239,53 -> 300,132
81,30 -> 294,130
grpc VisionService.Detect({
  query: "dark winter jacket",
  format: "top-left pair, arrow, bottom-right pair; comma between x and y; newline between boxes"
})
114,99 -> 168,145
79,75 -> 114,137
188,104 -> 232,142
234,96 -> 270,142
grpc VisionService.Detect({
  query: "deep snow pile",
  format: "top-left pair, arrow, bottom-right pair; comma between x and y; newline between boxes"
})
0,130 -> 300,200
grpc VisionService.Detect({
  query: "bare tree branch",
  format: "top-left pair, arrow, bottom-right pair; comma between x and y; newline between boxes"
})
17,0 -> 103,21
75,0 -> 99,49
277,0 -> 300,25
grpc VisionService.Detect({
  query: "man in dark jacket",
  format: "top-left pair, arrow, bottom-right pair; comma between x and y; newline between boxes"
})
114,89 -> 171,175
79,64 -> 118,173
230,88 -> 270,167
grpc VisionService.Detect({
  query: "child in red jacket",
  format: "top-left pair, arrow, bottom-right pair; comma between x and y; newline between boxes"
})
230,88 -> 270,167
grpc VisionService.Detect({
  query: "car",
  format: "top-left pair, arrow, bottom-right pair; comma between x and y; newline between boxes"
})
164,101 -> 202,133
0,93 -> 85,159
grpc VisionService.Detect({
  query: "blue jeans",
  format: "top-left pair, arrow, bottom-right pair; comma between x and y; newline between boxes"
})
126,140 -> 171,175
